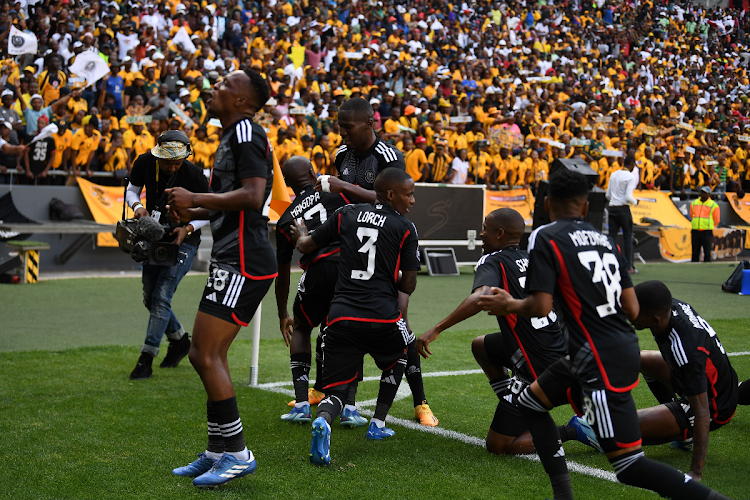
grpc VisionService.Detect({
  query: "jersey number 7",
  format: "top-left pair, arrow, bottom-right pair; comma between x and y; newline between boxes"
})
351,227 -> 379,280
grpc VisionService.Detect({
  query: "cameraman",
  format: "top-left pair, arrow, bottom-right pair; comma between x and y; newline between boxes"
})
125,131 -> 209,380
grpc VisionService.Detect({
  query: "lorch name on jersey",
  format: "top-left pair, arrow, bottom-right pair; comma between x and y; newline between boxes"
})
568,229 -> 613,249
290,191 -> 321,218
356,211 -> 387,227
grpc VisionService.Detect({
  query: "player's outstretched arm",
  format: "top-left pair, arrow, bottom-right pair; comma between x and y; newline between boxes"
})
166,177 -> 268,213
417,286 -> 492,358
275,261 -> 293,347
620,286 -> 639,321
315,176 -> 376,203
687,391 -> 711,482
477,287 -> 553,318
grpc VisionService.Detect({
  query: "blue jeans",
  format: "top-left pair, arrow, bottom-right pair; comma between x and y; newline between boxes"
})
141,243 -> 197,356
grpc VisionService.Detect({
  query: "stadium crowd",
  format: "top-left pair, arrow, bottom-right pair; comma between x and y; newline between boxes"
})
1,0 -> 750,195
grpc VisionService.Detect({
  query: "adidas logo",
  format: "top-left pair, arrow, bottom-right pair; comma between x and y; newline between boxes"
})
296,375 -> 309,382
342,168 -> 349,175
205,292 -> 217,302
219,465 -> 250,478
553,447 -> 565,458
381,375 -> 398,385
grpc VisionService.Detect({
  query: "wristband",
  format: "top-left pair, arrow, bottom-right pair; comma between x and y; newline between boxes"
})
132,203 -> 143,211
320,175 -> 331,193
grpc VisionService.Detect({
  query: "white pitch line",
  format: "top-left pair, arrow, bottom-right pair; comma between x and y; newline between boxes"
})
727,351 -> 750,357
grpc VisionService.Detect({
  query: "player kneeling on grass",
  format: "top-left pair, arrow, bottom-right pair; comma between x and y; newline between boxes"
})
611,281 -> 736,481
292,167 -> 421,465
417,208 -> 599,455
275,156 -> 367,427
166,69 -> 275,488
477,168 -> 731,500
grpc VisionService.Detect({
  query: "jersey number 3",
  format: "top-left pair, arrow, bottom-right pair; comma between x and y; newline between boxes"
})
578,250 -> 622,318
351,227 -> 379,280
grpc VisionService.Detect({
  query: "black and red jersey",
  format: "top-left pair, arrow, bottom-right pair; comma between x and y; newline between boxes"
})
209,117 -> 276,280
653,299 -> 738,424
525,217 -> 639,392
275,185 -> 349,269
473,247 -> 566,383
311,202 -> 420,324
334,139 -> 405,201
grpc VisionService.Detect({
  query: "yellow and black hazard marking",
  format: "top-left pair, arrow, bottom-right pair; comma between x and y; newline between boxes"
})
25,250 -> 39,283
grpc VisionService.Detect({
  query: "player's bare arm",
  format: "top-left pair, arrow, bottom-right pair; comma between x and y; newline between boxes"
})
314,176 -> 377,203
688,391 -> 711,481
274,261 -> 293,346
478,288 -> 553,318
417,285 -> 491,358
398,270 -> 417,295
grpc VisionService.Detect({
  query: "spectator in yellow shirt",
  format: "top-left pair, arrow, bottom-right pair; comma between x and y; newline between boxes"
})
404,136 -> 428,181
190,126 -> 218,170
70,115 -> 102,178
51,122 -> 74,184
103,130 -> 130,184
123,122 -> 156,166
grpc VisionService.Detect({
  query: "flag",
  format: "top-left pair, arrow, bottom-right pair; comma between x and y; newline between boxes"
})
269,150 -> 291,222
290,46 -> 305,69
69,52 -> 111,88
76,177 -> 145,247
8,26 -> 37,55
30,123 -> 58,144
171,27 -> 196,54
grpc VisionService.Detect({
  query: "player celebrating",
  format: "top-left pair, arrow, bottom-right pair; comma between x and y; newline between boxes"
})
166,69 -> 275,488
275,156 -> 367,427
478,169 -> 730,500
417,208 -> 590,455
293,167 -> 421,465
318,97 -> 437,426
631,280 -> 738,480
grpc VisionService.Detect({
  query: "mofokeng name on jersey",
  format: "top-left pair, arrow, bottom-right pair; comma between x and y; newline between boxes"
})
678,301 -> 701,329
568,229 -> 612,249
290,191 -> 321,218
356,211 -> 387,227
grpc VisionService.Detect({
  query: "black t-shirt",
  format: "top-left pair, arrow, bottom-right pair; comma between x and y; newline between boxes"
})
129,151 -> 209,247
311,202 -> 420,323
124,85 -> 146,103
27,137 -> 56,175
334,138 -> 406,202
473,247 -> 566,382
652,299 -> 738,423
276,185 -> 348,269
209,117 -> 276,278
526,217 -> 639,391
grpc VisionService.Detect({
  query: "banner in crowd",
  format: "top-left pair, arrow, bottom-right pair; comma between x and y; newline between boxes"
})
290,46 -> 306,68
77,177 -> 144,247
69,52 -> 111,88
8,26 -> 37,55
632,190 -> 690,229
658,227 -> 746,262
727,192 -> 750,225
484,188 -> 535,226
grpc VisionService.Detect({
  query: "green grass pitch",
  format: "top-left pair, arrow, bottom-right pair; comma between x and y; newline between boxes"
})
1,262 -> 749,499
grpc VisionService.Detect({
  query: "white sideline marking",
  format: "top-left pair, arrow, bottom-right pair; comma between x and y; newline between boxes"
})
727,351 -> 750,357
254,368 -> 617,482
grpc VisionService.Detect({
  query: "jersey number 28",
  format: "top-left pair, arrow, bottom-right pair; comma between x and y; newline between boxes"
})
578,250 -> 622,318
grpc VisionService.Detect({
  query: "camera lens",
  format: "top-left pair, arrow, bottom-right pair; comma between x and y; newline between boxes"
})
154,246 -> 169,260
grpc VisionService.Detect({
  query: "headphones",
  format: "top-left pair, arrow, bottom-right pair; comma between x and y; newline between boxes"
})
158,130 -> 192,156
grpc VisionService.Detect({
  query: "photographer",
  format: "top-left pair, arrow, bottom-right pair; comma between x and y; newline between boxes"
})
125,131 -> 209,380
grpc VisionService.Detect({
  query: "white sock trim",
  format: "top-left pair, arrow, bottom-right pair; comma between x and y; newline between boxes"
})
344,404 -> 357,412
295,401 -> 308,409
205,450 -> 223,461
227,447 -> 250,461
371,418 -> 385,428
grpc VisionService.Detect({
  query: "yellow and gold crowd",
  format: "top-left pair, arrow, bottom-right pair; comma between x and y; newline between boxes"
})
2,0 -> 750,196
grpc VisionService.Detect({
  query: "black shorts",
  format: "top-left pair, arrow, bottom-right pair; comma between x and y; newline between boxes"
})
664,399 -> 731,441
293,257 -> 338,328
490,387 -> 530,438
320,318 -> 413,392
199,264 -> 273,326
537,356 -> 642,453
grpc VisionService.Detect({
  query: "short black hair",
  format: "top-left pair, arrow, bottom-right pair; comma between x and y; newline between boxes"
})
244,68 -> 270,110
624,154 -> 635,167
634,280 -> 672,316
339,97 -> 374,120
548,168 -> 589,202
374,167 -> 412,196
487,208 -> 525,239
